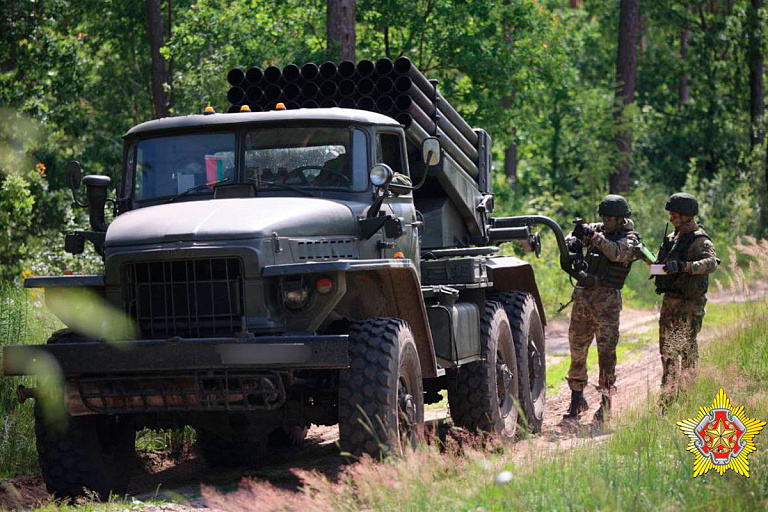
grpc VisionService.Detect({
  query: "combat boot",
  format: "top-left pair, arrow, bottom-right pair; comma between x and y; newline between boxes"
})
593,394 -> 611,424
563,390 -> 589,419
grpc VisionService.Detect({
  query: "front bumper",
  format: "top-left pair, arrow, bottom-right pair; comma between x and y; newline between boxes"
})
2,335 -> 349,377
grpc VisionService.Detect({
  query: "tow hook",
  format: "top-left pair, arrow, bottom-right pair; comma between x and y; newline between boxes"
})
17,385 -> 38,404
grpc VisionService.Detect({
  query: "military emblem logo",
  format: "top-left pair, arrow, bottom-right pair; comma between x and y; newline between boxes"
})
677,388 -> 765,477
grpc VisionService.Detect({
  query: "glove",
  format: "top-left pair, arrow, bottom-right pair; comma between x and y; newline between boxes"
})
573,222 -> 595,242
663,259 -> 685,274
567,239 -> 582,253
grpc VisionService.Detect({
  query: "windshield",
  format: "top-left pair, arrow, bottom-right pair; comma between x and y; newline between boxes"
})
133,132 -> 236,201
244,127 -> 367,191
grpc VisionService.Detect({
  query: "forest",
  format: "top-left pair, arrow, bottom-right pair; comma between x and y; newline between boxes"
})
1,0 -> 766,280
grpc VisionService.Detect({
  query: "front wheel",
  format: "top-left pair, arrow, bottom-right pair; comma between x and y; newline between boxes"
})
35,407 -> 135,500
338,318 -> 424,458
448,301 -> 519,440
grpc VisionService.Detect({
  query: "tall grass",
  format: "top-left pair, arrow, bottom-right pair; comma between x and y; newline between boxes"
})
0,285 -> 44,477
202,297 -> 768,511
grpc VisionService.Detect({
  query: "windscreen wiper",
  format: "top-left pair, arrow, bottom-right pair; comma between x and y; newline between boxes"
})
168,177 -> 230,203
245,178 -> 313,197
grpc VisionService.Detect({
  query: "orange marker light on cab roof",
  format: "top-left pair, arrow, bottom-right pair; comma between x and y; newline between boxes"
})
240,105 -> 251,112
203,106 -> 215,115
393,251 -> 405,259
315,277 -> 334,294
275,102 -> 286,110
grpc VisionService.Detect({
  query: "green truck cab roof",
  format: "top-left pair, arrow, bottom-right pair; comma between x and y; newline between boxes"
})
124,108 -> 402,138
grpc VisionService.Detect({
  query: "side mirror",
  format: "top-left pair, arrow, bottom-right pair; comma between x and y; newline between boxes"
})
66,161 -> 87,207
422,137 -> 441,166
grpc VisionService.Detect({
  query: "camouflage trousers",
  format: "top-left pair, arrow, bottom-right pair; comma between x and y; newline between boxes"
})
566,286 -> 622,393
659,294 -> 705,390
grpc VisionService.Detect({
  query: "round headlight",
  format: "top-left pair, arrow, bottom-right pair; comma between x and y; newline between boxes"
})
369,164 -> 394,187
282,279 -> 313,310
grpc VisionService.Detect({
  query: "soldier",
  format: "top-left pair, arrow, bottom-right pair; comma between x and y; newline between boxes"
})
655,193 -> 718,402
563,195 -> 641,424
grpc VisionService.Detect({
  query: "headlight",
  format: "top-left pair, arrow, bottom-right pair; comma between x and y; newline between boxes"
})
282,279 -> 312,310
369,163 -> 393,187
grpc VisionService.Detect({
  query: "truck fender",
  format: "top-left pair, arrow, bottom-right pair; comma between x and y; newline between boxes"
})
336,264 -> 438,378
485,257 -> 547,326
263,259 -> 438,378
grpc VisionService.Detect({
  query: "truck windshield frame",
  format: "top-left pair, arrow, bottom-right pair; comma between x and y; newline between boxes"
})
244,125 -> 368,192
132,132 -> 237,202
126,124 -> 371,204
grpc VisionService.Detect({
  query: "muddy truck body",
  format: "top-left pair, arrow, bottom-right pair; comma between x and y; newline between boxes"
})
3,58 -> 576,499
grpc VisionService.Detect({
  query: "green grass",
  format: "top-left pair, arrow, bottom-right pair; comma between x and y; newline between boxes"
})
0,285 -> 61,478
287,297 -> 768,511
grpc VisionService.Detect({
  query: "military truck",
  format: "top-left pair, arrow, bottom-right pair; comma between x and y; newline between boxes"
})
3,58 -> 576,499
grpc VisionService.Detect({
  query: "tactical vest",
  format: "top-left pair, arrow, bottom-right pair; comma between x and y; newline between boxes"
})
655,229 -> 710,299
583,230 -> 634,289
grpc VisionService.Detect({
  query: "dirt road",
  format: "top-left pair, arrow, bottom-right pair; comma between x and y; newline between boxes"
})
1,284 -> 762,510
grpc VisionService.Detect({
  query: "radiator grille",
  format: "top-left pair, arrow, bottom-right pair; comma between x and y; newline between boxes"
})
122,258 -> 244,339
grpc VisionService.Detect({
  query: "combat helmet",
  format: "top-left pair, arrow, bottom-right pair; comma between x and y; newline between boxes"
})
665,193 -> 698,216
598,194 -> 632,218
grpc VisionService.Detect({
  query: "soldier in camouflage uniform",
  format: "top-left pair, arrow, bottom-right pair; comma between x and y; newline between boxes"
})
655,193 -> 718,401
563,195 -> 641,423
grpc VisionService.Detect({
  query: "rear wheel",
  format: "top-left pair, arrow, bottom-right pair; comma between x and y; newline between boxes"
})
448,301 -> 519,440
491,292 -> 546,433
35,407 -> 135,500
338,318 -> 424,458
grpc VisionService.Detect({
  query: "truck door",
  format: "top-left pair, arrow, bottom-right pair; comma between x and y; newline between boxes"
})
375,129 -> 419,272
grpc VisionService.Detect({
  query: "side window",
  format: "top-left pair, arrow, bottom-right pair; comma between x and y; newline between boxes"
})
376,133 -> 405,175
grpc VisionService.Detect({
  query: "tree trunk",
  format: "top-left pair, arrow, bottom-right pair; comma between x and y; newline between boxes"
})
504,132 -> 518,188
749,0 -> 765,149
611,0 -> 640,194
677,25 -> 692,107
327,0 -> 356,61
147,0 -> 169,118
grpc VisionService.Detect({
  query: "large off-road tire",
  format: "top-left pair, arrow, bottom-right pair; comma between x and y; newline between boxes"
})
35,407 -> 135,500
448,301 -> 519,440
197,430 -> 267,468
490,292 -> 546,433
338,318 -> 424,458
